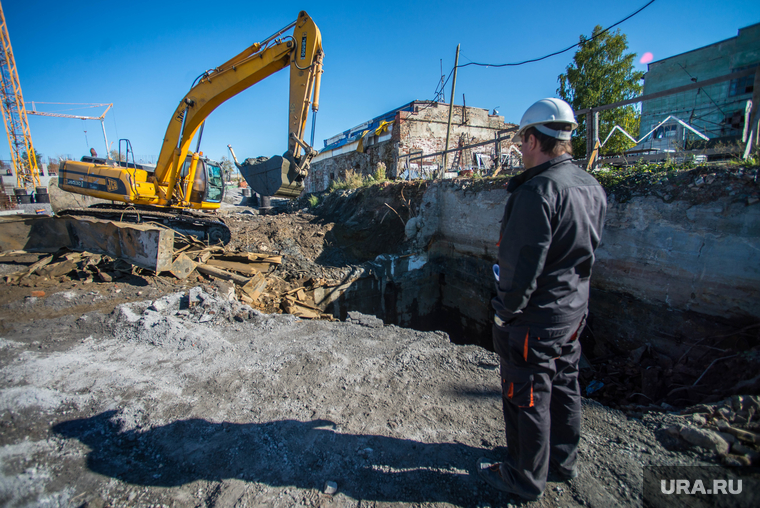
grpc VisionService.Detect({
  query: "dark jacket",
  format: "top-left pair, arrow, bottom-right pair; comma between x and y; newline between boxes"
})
492,154 -> 606,332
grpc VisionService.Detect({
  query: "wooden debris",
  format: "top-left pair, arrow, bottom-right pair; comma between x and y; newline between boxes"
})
0,238 -> 344,321
284,295 -> 321,312
282,298 -> 320,319
5,254 -> 55,283
76,270 -> 93,283
223,252 -> 283,264
0,250 -> 28,257
170,253 -> 196,279
206,259 -> 260,276
196,264 -> 251,285
196,263 -> 267,302
0,252 -> 45,264
21,254 -> 54,278
241,272 -> 267,301
198,251 -> 212,264
97,270 -> 113,282
173,244 -> 192,258
38,259 -> 78,278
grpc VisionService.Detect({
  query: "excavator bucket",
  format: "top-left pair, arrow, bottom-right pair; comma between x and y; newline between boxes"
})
237,154 -> 305,198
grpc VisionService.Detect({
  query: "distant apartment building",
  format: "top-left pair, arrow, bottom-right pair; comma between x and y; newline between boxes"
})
304,101 -> 516,193
637,23 -> 760,151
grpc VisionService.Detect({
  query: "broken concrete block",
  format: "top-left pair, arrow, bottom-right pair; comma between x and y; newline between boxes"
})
149,293 -> 182,313
188,287 -> 203,307
680,426 -> 730,455
630,344 -> 648,364
405,216 -> 421,239
217,281 -> 235,302
116,305 -> 144,324
722,454 -> 748,467
346,311 -> 383,328
0,216 -> 174,272
732,442 -> 760,463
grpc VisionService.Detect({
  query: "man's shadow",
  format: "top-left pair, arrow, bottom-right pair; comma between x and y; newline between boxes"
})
53,405 -> 504,504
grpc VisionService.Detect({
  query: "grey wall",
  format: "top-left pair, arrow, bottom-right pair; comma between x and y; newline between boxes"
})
406,182 -> 760,353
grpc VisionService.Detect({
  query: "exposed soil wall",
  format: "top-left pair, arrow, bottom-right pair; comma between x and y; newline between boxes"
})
593,194 -> 760,354
310,168 -> 760,358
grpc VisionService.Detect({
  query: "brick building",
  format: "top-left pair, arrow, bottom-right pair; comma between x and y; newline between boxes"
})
304,101 -> 517,193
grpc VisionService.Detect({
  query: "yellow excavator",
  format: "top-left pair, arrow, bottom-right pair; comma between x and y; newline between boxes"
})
58,11 -> 323,244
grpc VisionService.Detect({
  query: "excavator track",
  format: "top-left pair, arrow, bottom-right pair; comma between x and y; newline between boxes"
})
58,205 -> 231,245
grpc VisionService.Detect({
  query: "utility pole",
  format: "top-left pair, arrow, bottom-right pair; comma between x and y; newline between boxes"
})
440,44 -> 460,179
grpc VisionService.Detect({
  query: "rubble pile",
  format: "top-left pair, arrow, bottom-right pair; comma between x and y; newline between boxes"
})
662,395 -> 760,467
0,211 -> 355,320
581,338 -> 760,413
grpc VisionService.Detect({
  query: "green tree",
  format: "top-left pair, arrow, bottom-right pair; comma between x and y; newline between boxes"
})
21,148 -> 44,170
220,156 -> 235,181
109,148 -> 126,162
558,26 -> 643,157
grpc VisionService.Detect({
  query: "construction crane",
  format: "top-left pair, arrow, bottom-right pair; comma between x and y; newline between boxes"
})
0,2 -> 39,190
27,102 -> 113,156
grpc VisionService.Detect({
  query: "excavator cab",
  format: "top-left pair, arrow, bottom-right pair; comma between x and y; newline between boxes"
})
179,157 -> 225,205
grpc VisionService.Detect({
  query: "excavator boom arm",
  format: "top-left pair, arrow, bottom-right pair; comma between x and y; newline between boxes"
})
153,11 -> 323,202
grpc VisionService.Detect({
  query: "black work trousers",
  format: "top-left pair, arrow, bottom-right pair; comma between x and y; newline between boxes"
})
492,317 -> 583,498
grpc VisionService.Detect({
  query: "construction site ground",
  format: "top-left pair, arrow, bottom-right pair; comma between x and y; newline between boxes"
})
1,178 -> 758,507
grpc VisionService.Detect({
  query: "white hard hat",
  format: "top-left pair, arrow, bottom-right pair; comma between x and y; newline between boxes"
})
514,98 -> 578,141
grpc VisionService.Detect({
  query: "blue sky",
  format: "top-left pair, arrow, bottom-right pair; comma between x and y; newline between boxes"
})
4,0 -> 759,165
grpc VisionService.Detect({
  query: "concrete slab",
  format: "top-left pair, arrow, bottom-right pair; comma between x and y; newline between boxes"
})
0,215 -> 174,272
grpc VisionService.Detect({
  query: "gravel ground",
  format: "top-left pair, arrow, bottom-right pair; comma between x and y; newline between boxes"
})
0,285 -> 730,508
0,181 -> 750,507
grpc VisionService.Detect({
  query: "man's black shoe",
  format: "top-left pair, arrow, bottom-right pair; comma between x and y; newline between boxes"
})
548,466 -> 578,482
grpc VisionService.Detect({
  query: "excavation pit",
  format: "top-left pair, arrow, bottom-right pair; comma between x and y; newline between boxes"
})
320,251 -> 495,350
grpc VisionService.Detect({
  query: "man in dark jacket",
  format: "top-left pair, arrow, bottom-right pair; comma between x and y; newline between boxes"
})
477,98 -> 607,500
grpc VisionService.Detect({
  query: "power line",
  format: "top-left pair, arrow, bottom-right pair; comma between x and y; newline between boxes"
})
421,1 -> 656,113
456,0 -> 657,69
